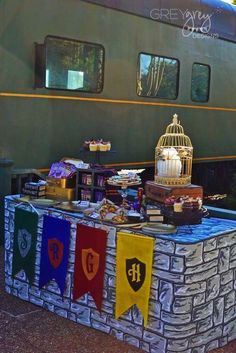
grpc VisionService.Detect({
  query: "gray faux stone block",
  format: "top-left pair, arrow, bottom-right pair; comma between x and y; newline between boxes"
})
153,269 -> 184,283
219,247 -> 230,273
67,312 -> 76,322
219,280 -> 233,296
185,259 -> 218,275
165,322 -> 196,332
192,346 -> 205,353
164,327 -> 196,339
220,270 -> 233,285
225,290 -> 236,309
91,320 -> 110,334
124,334 -> 140,348
132,306 -> 143,326
140,341 -> 150,353
176,243 -> 203,267
213,297 -> 224,326
151,275 -> 159,290
193,293 -> 206,307
159,281 -> 173,312
5,251 -> 13,275
91,310 -> 107,323
170,256 -> 184,273
155,239 -> 175,254
18,283 -> 29,300
192,301 -> 213,322
205,339 -> 219,352
172,297 -> 192,314
224,306 -> 236,323
203,249 -> 219,262
185,267 -> 217,284
107,227 -> 117,248
175,282 -> 206,296
204,238 -> 216,252
217,232 -> 236,248
146,317 -> 163,335
105,262 -> 116,276
108,317 -> 142,338
143,332 -> 166,352
43,302 -> 54,312
230,259 -> 236,269
189,326 -> 222,347
161,311 -> 191,325
41,291 -> 70,309
110,328 -> 124,341
29,295 -> 44,307
219,336 -> 228,347
167,338 -> 189,352
206,275 -> 220,301
54,306 -> 68,318
230,243 -> 236,260
153,253 -> 170,271
197,316 -> 213,333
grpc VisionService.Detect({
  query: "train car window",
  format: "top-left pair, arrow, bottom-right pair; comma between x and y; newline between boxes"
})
137,53 -> 179,100
44,36 -> 104,92
191,63 -> 210,102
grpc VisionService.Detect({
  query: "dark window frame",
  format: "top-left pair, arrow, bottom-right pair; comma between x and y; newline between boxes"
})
137,51 -> 180,100
35,35 -> 105,94
191,62 -> 211,103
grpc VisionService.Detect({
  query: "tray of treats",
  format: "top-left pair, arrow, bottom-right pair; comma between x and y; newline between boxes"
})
107,172 -> 141,187
84,199 -> 143,225
162,196 -> 207,226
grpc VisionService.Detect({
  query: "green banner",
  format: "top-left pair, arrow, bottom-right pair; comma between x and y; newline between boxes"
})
12,208 -> 38,285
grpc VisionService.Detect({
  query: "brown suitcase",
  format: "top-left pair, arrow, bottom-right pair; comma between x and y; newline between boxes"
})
145,181 -> 203,203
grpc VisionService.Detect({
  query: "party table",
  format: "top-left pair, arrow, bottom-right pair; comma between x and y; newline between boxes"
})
4,195 -> 236,353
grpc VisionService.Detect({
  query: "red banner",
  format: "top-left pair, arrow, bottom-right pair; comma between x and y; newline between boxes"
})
73,224 -> 108,311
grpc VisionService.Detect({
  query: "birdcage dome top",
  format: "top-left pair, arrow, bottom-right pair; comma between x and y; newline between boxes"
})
157,114 -> 192,148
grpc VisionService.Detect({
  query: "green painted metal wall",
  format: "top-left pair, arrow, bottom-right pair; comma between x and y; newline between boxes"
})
0,0 -> 236,168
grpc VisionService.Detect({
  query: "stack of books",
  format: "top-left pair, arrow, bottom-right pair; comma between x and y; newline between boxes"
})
22,181 -> 46,198
146,204 -> 164,223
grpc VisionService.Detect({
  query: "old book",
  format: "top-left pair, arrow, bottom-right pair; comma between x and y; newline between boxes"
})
148,215 -> 164,222
146,204 -> 161,215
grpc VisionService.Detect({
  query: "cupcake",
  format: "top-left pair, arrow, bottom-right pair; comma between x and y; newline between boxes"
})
89,140 -> 98,151
99,142 -> 107,151
83,140 -> 91,150
174,198 -> 183,213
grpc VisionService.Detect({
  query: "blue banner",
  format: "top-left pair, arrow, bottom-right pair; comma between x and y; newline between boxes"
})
39,215 -> 70,295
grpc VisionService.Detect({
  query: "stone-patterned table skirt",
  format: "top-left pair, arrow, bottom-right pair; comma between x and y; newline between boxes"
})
4,196 -> 236,353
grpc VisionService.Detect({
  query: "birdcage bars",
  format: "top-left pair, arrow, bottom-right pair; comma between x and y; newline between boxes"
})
155,114 -> 193,186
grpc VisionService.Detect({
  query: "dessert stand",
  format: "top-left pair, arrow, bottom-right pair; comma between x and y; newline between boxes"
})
107,179 -> 141,208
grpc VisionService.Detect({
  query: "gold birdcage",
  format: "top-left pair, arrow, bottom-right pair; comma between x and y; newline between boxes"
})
155,114 -> 193,186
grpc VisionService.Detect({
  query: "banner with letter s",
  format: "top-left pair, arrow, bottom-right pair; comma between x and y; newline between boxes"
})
39,215 -> 70,295
12,208 -> 38,284
73,224 -> 107,311
116,232 -> 154,326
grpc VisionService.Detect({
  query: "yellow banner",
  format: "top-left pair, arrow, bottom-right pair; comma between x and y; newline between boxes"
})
115,232 -> 154,327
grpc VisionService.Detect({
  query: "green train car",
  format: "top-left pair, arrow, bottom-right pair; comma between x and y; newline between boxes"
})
0,0 -> 236,173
